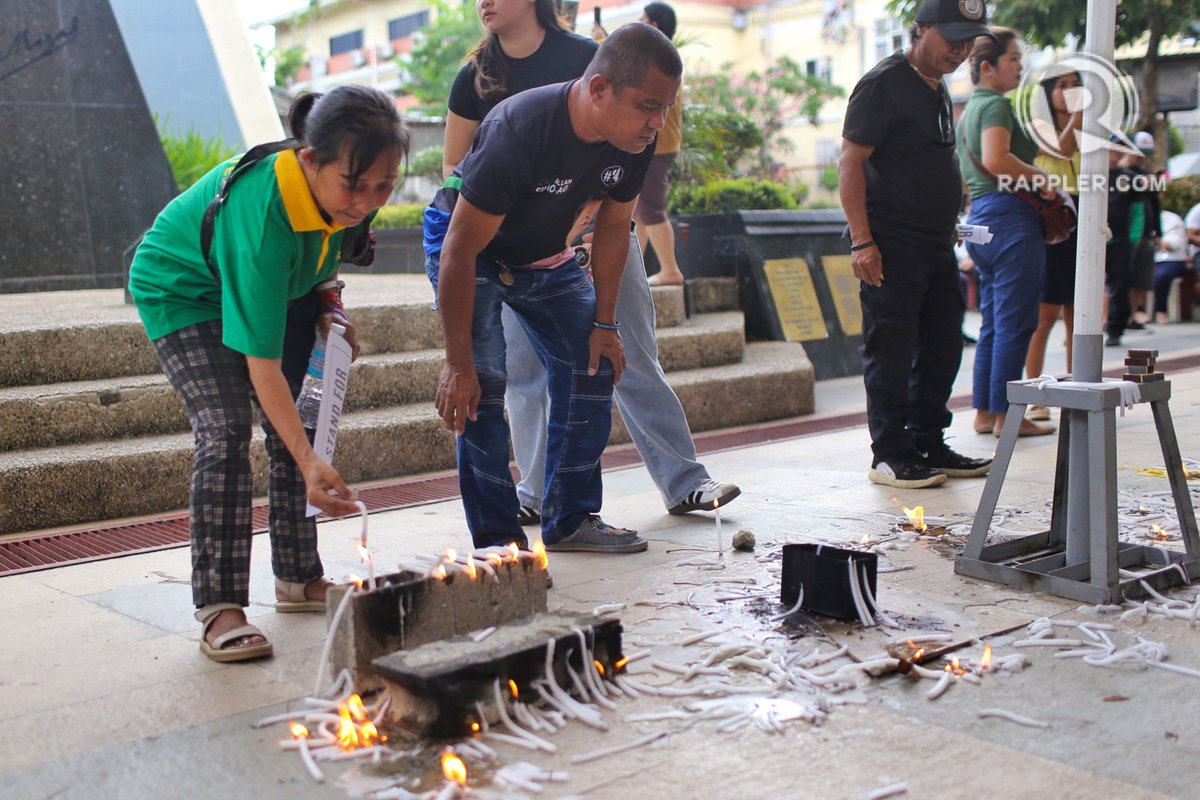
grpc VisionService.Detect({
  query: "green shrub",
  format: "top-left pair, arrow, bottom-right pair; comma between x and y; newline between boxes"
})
819,166 -> 840,193
410,146 -> 444,183
1163,175 -> 1200,217
802,199 -> 841,210
372,203 -> 427,228
668,178 -> 800,215
157,117 -> 237,193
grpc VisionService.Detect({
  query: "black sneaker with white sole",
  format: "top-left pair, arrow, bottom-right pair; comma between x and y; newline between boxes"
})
868,455 -> 947,489
517,504 -> 541,526
918,441 -> 992,478
668,479 -> 741,515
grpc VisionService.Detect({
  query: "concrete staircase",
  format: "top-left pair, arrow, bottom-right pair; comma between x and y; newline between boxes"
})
0,276 -> 814,535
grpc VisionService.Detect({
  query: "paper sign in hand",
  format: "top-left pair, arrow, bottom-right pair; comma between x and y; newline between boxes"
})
956,223 -> 994,245
306,323 -> 353,517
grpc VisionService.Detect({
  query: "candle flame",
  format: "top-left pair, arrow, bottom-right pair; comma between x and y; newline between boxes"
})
432,564 -> 447,580
945,656 -> 965,676
485,552 -> 504,567
1151,523 -> 1170,540
441,750 -> 468,786
508,679 -> 519,699
348,572 -> 364,588
356,542 -> 371,562
713,497 -> 720,511
981,643 -> 993,669
470,721 -> 481,733
902,505 -> 927,532
444,548 -> 458,563
594,660 -> 605,676
1137,505 -> 1148,515
506,542 -> 521,562
347,694 -> 368,722
337,708 -> 360,750
615,656 -> 629,671
359,720 -> 380,745
532,540 -> 549,570
290,722 -> 309,739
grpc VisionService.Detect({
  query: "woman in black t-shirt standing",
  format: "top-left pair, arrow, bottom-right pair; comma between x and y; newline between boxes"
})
440,0 -> 596,179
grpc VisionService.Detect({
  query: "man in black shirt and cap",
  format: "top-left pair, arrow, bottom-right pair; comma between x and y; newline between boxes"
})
838,0 -> 996,489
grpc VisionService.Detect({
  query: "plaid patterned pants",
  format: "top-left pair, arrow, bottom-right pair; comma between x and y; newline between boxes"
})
153,318 -> 322,608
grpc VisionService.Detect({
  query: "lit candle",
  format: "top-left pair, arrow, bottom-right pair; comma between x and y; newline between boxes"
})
289,722 -> 325,783
355,500 -> 375,591
714,498 -> 723,555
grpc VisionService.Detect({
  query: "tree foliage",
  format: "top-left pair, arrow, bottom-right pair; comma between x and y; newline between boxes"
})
400,0 -> 483,116
684,56 -> 843,179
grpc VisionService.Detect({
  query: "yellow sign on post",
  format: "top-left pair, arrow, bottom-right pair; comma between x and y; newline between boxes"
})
820,255 -> 863,336
762,258 -> 828,342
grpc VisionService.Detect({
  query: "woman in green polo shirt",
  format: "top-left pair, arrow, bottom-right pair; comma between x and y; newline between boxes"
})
956,28 -> 1055,440
129,86 -> 409,663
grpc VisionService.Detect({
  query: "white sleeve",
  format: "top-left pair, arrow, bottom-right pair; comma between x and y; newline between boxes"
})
1186,203 -> 1200,231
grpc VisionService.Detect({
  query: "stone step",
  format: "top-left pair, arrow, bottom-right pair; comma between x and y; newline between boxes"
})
0,286 -> 686,389
0,312 -> 745,452
0,341 -> 812,535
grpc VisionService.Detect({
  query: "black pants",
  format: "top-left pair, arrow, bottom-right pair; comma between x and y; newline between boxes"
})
860,236 -> 964,463
1105,241 -> 1133,338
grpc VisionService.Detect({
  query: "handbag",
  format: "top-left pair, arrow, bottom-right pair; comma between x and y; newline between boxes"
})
959,117 -> 1078,245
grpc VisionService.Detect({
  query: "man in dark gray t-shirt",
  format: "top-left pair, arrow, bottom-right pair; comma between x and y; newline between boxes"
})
433,24 -> 682,555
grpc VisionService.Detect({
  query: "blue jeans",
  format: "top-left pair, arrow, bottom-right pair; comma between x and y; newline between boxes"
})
967,192 -> 1046,413
427,251 -> 615,547
505,234 -> 709,508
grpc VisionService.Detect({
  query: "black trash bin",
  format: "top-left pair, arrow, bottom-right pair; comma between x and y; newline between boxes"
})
780,543 -> 878,621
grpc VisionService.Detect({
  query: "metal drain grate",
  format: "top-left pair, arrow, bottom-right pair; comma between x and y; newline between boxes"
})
4,349 -> 1196,579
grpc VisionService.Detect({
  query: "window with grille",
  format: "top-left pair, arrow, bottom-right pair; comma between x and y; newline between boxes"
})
388,11 -> 430,41
330,29 -> 364,56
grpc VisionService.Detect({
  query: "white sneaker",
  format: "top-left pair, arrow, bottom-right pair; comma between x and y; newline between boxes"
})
668,479 -> 741,515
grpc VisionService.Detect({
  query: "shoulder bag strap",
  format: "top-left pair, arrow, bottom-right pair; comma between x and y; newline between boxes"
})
200,138 -> 301,283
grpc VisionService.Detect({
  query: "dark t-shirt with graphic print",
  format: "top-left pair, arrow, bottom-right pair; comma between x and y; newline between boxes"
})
842,52 -> 962,248
429,81 -> 654,266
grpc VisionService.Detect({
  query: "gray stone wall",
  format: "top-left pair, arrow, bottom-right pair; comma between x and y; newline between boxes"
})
0,0 -> 177,293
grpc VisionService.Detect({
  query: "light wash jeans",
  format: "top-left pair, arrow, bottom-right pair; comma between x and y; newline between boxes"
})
505,233 -> 710,510
966,192 -> 1045,413
427,250 -> 614,547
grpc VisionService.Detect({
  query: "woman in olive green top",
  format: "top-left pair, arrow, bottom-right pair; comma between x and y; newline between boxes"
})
129,86 -> 409,662
956,28 -> 1055,439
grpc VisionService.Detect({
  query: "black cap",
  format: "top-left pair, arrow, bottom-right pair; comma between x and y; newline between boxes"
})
915,0 -> 997,42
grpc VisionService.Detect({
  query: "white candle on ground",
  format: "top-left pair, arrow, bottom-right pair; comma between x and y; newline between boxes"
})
715,499 -> 723,555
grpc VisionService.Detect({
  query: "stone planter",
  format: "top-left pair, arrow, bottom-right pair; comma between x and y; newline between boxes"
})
675,209 -> 862,379
343,226 -> 426,275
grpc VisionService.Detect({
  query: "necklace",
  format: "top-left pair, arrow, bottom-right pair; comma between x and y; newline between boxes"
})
906,53 -> 940,86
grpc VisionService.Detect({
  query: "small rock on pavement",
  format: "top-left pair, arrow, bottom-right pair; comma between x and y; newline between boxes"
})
732,529 -> 756,551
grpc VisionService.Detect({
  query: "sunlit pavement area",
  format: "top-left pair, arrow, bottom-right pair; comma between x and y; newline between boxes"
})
2,314 -> 1199,800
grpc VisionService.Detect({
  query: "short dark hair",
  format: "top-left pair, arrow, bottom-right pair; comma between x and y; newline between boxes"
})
288,86 -> 410,185
643,2 -> 677,40
583,23 -> 682,94
969,27 -> 1018,85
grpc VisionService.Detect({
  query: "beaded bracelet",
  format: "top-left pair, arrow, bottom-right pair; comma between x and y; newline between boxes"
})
592,320 -> 620,331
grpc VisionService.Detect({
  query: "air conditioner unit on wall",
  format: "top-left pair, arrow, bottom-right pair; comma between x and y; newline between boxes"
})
378,43 -> 395,59
350,49 -> 366,67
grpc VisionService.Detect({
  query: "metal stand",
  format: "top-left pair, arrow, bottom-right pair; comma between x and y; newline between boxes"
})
955,378 -> 1200,604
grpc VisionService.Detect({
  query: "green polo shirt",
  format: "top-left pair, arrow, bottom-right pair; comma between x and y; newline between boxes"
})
958,88 -> 1040,200
129,150 -> 349,359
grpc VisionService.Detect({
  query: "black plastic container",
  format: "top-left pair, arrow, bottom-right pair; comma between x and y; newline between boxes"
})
780,543 -> 878,620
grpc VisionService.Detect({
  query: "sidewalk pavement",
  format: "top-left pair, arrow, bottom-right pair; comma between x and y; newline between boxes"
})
1,288 -> 1199,799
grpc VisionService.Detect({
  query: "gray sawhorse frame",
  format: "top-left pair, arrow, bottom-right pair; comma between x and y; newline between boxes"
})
955,378 -> 1200,605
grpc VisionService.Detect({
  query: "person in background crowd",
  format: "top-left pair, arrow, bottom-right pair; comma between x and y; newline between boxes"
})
1152,208 -> 1189,324
1122,131 -> 1163,329
634,2 -> 688,287
1104,142 -> 1139,347
839,0 -> 995,489
129,86 -> 409,662
957,27 -> 1054,439
1024,69 -> 1082,421
432,0 -> 739,537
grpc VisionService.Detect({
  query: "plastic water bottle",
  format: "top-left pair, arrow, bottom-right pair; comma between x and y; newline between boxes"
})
297,321 -> 346,428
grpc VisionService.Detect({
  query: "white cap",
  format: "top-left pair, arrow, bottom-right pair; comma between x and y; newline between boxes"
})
1133,131 -> 1156,153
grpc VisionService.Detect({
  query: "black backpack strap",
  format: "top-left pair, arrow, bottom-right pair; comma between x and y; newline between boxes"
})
200,138 -> 300,282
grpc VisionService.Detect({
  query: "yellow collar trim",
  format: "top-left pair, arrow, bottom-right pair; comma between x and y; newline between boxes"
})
274,149 -> 344,235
